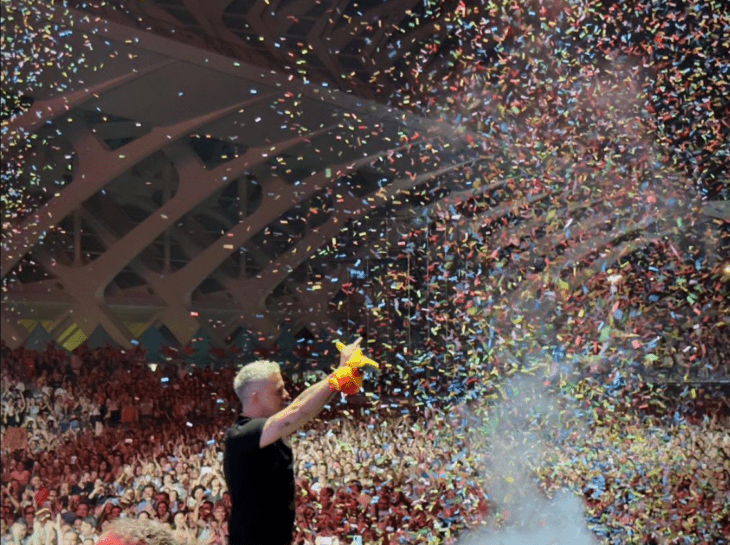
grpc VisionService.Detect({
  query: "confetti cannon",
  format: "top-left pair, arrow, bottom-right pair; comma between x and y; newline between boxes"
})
328,340 -> 380,395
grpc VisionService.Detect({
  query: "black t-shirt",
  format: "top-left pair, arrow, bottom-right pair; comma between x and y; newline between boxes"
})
224,415 -> 295,545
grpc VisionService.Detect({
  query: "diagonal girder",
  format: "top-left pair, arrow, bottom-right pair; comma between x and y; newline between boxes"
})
3,0 -> 485,349
219,216 -> 344,339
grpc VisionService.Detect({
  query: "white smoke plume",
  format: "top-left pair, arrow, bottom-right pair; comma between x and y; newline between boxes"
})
458,374 -> 599,545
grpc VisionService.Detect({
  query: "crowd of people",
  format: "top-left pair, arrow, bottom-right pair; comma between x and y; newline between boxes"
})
1,342 -> 728,544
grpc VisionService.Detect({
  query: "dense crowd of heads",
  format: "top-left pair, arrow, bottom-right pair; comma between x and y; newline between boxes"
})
2,343 -> 728,545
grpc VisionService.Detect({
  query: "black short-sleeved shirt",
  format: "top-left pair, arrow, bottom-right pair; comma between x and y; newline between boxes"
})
224,415 -> 295,545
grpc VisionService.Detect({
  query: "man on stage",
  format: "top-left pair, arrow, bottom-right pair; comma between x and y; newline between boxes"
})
224,338 -> 378,545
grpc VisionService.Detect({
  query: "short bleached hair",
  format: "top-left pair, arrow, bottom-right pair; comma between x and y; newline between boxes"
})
233,360 -> 281,404
99,518 -> 198,545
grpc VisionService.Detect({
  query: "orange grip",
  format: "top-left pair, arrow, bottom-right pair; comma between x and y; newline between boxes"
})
328,366 -> 362,395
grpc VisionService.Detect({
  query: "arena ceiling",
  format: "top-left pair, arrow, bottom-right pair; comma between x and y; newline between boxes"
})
2,0 -> 727,359
1,0 -> 482,351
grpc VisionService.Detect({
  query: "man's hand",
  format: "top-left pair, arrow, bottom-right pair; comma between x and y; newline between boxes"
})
337,338 -> 362,368
336,338 -> 380,371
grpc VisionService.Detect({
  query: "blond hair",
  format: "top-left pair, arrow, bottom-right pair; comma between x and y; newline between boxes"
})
233,360 -> 280,404
100,518 -> 198,545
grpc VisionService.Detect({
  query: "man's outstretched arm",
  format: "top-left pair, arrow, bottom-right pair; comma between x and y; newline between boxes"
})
259,378 -> 336,448
259,339 -> 363,448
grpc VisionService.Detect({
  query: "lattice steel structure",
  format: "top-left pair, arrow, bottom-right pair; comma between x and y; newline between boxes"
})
2,1 -> 478,351
3,0 -> 726,363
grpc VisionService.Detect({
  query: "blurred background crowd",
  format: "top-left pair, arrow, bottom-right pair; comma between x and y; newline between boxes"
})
1,343 -> 728,545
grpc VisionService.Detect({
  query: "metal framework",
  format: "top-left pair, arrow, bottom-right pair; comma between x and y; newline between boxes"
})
1,1 -> 476,350
3,1 -> 725,356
